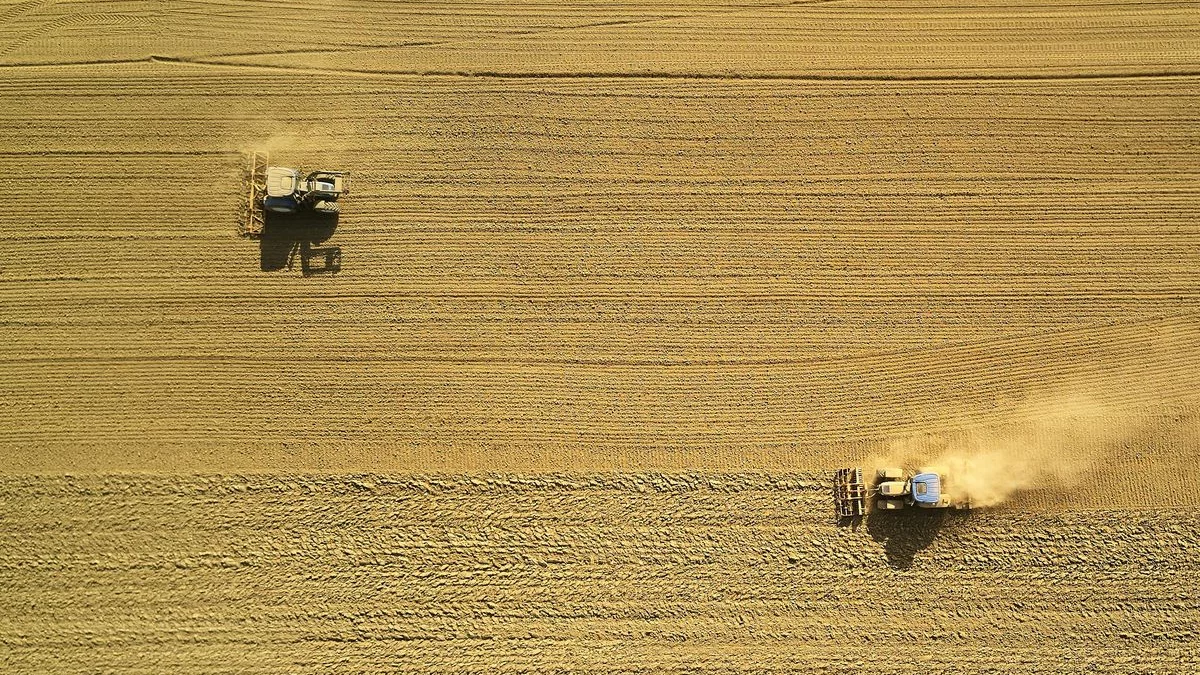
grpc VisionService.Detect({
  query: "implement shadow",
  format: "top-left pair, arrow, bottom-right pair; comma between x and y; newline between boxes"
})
866,508 -> 966,570
260,210 -> 341,276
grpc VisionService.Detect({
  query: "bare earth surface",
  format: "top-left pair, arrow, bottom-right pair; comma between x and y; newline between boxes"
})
2,0 -> 1200,672
3,474 -> 1200,674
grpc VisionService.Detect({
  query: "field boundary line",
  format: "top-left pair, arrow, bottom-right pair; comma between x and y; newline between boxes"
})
1,55 -> 1199,84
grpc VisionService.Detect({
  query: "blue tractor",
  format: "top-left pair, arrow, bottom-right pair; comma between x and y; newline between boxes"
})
833,466 -> 970,519
874,467 -> 970,511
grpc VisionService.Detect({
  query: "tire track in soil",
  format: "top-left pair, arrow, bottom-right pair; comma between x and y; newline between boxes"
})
0,12 -> 155,61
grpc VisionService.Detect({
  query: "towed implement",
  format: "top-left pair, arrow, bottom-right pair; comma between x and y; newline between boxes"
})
833,468 -> 866,518
834,466 -> 971,519
241,151 -> 350,237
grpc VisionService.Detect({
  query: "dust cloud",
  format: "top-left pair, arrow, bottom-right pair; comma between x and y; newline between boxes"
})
238,130 -> 310,157
234,117 -> 355,158
871,393 -> 1128,507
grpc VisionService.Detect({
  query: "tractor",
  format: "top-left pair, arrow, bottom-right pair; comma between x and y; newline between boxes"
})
264,166 -> 349,215
872,467 -> 964,511
241,151 -> 350,237
834,466 -> 970,519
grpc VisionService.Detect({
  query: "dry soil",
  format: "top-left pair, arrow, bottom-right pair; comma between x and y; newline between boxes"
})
2,0 -> 1200,672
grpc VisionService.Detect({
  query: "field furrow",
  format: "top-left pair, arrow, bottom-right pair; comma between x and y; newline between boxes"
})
1,474 -> 1198,674
3,1 -> 1200,671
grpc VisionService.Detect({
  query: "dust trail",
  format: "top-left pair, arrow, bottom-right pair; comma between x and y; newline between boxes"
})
871,393 -> 1127,507
238,129 -> 317,157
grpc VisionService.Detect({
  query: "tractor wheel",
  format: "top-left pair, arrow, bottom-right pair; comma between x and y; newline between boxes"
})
315,201 -> 341,215
877,467 -> 905,481
876,499 -> 905,511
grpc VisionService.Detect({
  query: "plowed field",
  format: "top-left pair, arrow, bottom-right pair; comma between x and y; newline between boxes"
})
3,474 -> 1200,674
2,0 -> 1200,672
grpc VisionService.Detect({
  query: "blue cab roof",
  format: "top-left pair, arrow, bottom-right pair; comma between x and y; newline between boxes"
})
911,473 -> 941,504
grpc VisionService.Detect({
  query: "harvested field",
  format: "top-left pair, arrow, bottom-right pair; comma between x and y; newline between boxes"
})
2,0 -> 1200,672
5,66 -> 1200,477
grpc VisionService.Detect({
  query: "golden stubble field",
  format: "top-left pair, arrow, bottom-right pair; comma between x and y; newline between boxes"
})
2,0 -> 1200,672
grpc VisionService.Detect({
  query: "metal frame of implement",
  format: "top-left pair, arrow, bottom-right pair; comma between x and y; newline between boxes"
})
833,467 -> 866,519
242,151 -> 269,238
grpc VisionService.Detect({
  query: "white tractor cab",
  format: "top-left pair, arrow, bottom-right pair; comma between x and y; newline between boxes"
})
874,468 -> 955,511
264,166 -> 349,215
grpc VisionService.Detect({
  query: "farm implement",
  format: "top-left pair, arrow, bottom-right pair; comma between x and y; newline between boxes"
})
240,151 -> 350,237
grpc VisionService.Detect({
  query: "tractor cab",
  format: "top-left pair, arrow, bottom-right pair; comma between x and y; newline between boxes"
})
264,166 -> 302,213
266,166 -> 299,196
910,472 -> 953,508
910,472 -> 942,507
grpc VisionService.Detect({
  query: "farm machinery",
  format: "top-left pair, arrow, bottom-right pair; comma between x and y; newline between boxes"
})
241,151 -> 350,237
834,467 -> 971,519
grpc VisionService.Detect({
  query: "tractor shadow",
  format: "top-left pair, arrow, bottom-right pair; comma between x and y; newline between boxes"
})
260,210 -> 341,276
866,508 -> 967,570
